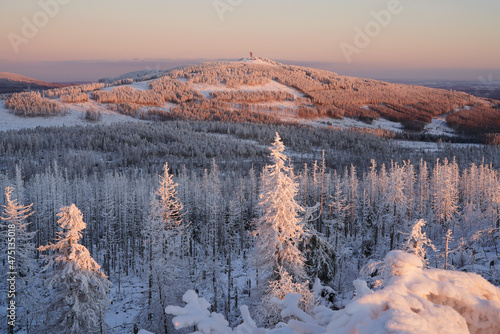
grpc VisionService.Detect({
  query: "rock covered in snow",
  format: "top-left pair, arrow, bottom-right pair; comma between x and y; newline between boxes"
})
166,250 -> 500,334
329,250 -> 500,334
384,249 -> 423,279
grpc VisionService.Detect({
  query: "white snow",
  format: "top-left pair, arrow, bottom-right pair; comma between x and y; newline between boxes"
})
296,116 -> 405,133
103,69 -> 165,83
106,276 -> 148,333
138,330 -> 155,334
101,80 -> 153,92
191,80 -> 305,99
425,114 -> 457,136
255,100 -> 299,109
239,57 -> 276,66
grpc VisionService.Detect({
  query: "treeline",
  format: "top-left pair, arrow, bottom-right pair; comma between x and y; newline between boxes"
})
60,92 -> 90,103
146,101 -> 285,124
43,82 -> 105,98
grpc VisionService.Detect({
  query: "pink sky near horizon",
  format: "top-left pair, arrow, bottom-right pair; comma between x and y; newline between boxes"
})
1,0 -> 499,81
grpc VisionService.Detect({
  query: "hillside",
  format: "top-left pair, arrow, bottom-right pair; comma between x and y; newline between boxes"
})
1,58 -> 499,140
0,72 -> 69,94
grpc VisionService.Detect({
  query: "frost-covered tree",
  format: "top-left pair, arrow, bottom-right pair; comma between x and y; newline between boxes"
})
141,162 -> 185,334
38,204 -> 110,334
1,187 -> 36,279
155,162 -> 184,237
253,132 -> 305,284
432,158 -> 459,229
327,171 -> 347,250
403,219 -> 436,266
1,187 -> 37,333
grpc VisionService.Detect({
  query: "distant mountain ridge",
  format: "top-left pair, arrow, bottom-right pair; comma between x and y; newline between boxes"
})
0,72 -> 69,94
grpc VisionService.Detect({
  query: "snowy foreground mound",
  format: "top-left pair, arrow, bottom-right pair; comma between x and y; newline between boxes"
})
166,250 -> 500,334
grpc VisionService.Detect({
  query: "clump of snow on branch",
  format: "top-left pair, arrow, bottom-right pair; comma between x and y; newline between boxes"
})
261,267 -> 317,325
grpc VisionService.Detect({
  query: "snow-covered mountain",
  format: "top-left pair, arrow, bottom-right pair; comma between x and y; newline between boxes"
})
1,58 -> 499,138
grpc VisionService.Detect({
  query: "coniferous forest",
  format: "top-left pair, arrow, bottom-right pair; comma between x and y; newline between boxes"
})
1,119 -> 499,333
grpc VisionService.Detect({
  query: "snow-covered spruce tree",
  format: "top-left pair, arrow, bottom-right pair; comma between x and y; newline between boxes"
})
254,133 -> 306,280
38,204 -> 111,334
155,162 -> 184,237
141,162 -> 185,334
0,187 -> 37,333
253,133 -> 312,324
1,186 -> 36,279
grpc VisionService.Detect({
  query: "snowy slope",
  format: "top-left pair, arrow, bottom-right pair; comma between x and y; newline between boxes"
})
191,79 -> 304,99
0,100 -> 139,132
106,277 -> 148,333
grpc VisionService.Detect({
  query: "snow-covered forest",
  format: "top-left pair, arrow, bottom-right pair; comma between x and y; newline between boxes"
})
1,120 -> 500,333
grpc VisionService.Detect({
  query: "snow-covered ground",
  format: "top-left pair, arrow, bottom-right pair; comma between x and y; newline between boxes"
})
295,116 -> 406,132
239,57 -> 277,66
424,111 -> 458,136
106,276 -> 148,333
102,80 -> 152,91
0,100 -> 139,132
295,114 -> 457,138
191,80 -> 305,99
103,69 -> 165,83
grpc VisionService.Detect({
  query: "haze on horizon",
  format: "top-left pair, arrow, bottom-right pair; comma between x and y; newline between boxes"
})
1,0 -> 499,82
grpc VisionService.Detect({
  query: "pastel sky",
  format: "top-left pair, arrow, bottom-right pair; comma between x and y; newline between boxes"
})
1,0 -> 499,81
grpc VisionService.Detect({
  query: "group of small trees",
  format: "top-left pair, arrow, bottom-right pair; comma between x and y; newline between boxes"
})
43,83 -> 105,98
60,93 -> 90,103
447,104 -> 500,135
5,92 -> 66,116
93,77 -> 203,106
225,76 -> 270,88
145,100 -> 284,124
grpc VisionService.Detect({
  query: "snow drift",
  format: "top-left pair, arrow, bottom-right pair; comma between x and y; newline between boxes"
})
166,250 -> 500,334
